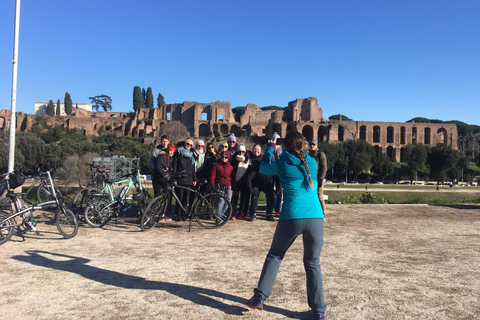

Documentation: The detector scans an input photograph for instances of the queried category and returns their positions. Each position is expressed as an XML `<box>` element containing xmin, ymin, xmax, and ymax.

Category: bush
<box><xmin>360</xmin><ymin>192</ymin><xmax>386</xmax><ymax>204</ymax></box>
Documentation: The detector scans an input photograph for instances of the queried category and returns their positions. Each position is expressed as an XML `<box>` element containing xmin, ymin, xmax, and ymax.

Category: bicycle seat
<box><xmin>6</xmin><ymin>191</ymin><xmax>27</xmax><ymax>198</ymax></box>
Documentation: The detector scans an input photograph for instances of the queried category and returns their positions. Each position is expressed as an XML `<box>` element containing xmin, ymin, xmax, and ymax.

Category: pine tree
<box><xmin>142</xmin><ymin>88</ymin><xmax>146</xmax><ymax>108</ymax></box>
<box><xmin>64</xmin><ymin>92</ymin><xmax>73</xmax><ymax>115</ymax></box>
<box><xmin>46</xmin><ymin>100</ymin><xmax>55</xmax><ymax>116</ymax></box>
<box><xmin>133</xmin><ymin>86</ymin><xmax>142</xmax><ymax>112</ymax></box>
<box><xmin>146</xmin><ymin>87</ymin><xmax>154</xmax><ymax>109</ymax></box>
<box><xmin>157</xmin><ymin>93</ymin><xmax>165</xmax><ymax>108</ymax></box>
<box><xmin>56</xmin><ymin>99</ymin><xmax>61</xmax><ymax>116</ymax></box>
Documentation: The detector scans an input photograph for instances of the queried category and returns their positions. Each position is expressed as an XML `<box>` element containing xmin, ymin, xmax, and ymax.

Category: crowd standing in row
<box><xmin>149</xmin><ymin>133</ymin><xmax>327</xmax><ymax>222</ymax></box>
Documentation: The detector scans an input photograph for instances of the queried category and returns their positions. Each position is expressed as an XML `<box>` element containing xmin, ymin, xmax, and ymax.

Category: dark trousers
<box><xmin>254</xmin><ymin>218</ymin><xmax>326</xmax><ymax>313</ymax></box>
<box><xmin>174</xmin><ymin>186</ymin><xmax>190</xmax><ymax>220</ymax></box>
<box><xmin>237</xmin><ymin>186</ymin><xmax>251</xmax><ymax>216</ymax></box>
<box><xmin>249</xmin><ymin>185</ymin><xmax>277</xmax><ymax>217</ymax></box>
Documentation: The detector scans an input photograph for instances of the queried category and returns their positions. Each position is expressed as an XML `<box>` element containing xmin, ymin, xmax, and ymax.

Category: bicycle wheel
<box><xmin>194</xmin><ymin>192</ymin><xmax>233</xmax><ymax>229</ymax></box>
<box><xmin>140</xmin><ymin>193</ymin><xmax>168</xmax><ymax>231</ymax></box>
<box><xmin>37</xmin><ymin>182</ymin><xmax>52</xmax><ymax>204</ymax></box>
<box><xmin>84</xmin><ymin>198</ymin><xmax>112</xmax><ymax>227</ymax></box>
<box><xmin>55</xmin><ymin>207</ymin><xmax>78</xmax><ymax>239</ymax></box>
<box><xmin>0</xmin><ymin>210</ymin><xmax>14</xmax><ymax>245</ymax></box>
<box><xmin>71</xmin><ymin>187</ymin><xmax>102</xmax><ymax>219</ymax></box>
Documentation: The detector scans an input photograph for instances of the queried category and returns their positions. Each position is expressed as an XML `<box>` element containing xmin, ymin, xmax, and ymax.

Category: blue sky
<box><xmin>1</xmin><ymin>0</ymin><xmax>479</xmax><ymax>125</ymax></box>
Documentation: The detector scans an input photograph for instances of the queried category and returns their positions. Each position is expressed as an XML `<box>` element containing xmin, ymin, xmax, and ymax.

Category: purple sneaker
<box><xmin>316</xmin><ymin>311</ymin><xmax>327</xmax><ymax>320</ymax></box>
<box><xmin>245</xmin><ymin>294</ymin><xmax>265</xmax><ymax>310</ymax></box>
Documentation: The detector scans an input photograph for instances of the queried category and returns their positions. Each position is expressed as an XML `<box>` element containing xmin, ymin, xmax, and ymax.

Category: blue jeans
<box><xmin>249</xmin><ymin>186</ymin><xmax>277</xmax><ymax>217</ymax></box>
<box><xmin>216</xmin><ymin>186</ymin><xmax>232</xmax><ymax>219</ymax></box>
<box><xmin>254</xmin><ymin>218</ymin><xmax>326</xmax><ymax>313</ymax></box>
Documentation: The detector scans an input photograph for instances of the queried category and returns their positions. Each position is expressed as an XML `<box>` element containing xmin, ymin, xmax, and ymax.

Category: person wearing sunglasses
<box><xmin>209</xmin><ymin>150</ymin><xmax>236</xmax><ymax>219</ymax></box>
<box><xmin>227</xmin><ymin>133</ymin><xmax>239</xmax><ymax>154</ymax></box>
<box><xmin>230</xmin><ymin>145</ymin><xmax>251</xmax><ymax>220</ymax></box>
<box><xmin>193</xmin><ymin>140</ymin><xmax>206</xmax><ymax>179</ymax></box>
<box><xmin>172</xmin><ymin>139</ymin><xmax>197</xmax><ymax>221</ymax></box>
<box><xmin>217</xmin><ymin>142</ymin><xmax>231</xmax><ymax>161</ymax></box>
<box><xmin>308</xmin><ymin>139</ymin><xmax>328</xmax><ymax>218</ymax></box>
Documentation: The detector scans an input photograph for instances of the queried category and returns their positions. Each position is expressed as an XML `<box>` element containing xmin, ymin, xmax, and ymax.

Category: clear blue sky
<box><xmin>1</xmin><ymin>0</ymin><xmax>479</xmax><ymax>125</ymax></box>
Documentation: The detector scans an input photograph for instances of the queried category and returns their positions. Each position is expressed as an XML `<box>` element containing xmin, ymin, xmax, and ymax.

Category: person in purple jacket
<box><xmin>245</xmin><ymin>131</ymin><xmax>327</xmax><ymax>320</ymax></box>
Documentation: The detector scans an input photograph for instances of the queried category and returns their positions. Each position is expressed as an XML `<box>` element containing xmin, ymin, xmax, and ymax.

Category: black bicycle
<box><xmin>0</xmin><ymin>168</ymin><xmax>78</xmax><ymax>245</ymax></box>
<box><xmin>140</xmin><ymin>173</ymin><xmax>233</xmax><ymax>231</ymax></box>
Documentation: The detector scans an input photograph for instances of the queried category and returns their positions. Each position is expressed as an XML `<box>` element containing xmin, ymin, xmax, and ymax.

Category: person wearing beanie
<box><xmin>230</xmin><ymin>145</ymin><xmax>251</xmax><ymax>220</ymax></box>
<box><xmin>227</xmin><ymin>133</ymin><xmax>239</xmax><ymax>155</ymax></box>
<box><xmin>173</xmin><ymin>139</ymin><xmax>196</xmax><ymax>221</ymax></box>
<box><xmin>193</xmin><ymin>140</ymin><xmax>206</xmax><ymax>178</ymax></box>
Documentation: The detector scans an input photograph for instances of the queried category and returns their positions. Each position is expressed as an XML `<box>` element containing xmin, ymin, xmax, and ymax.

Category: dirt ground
<box><xmin>1</xmin><ymin>204</ymin><xmax>479</xmax><ymax>320</ymax></box>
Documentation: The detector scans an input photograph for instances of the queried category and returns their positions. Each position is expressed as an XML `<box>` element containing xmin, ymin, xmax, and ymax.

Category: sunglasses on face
<box><xmin>222</xmin><ymin>156</ymin><xmax>229</xmax><ymax>159</ymax></box>
<box><xmin>186</xmin><ymin>143</ymin><xmax>193</xmax><ymax>147</ymax></box>
<box><xmin>208</xmin><ymin>146</ymin><xmax>215</xmax><ymax>149</ymax></box>
<box><xmin>239</xmin><ymin>151</ymin><xmax>245</xmax><ymax>153</ymax></box>
<box><xmin>197</xmin><ymin>145</ymin><xmax>204</xmax><ymax>148</ymax></box>
<box><xmin>229</xmin><ymin>141</ymin><xmax>235</xmax><ymax>143</ymax></box>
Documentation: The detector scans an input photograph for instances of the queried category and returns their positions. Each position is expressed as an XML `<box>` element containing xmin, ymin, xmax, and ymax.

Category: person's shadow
<box><xmin>13</xmin><ymin>250</ymin><xmax>308</xmax><ymax>319</ymax></box>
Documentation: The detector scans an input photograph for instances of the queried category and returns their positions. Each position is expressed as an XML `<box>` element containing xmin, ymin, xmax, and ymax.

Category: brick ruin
<box><xmin>0</xmin><ymin>96</ymin><xmax>457</xmax><ymax>162</ymax></box>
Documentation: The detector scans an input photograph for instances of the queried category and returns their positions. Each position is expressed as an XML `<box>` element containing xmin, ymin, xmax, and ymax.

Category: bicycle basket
<box><xmin>9</xmin><ymin>170</ymin><xmax>25</xmax><ymax>189</ymax></box>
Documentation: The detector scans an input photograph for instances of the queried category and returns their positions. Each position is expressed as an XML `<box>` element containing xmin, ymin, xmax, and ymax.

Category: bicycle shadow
<box><xmin>12</xmin><ymin>250</ymin><xmax>308</xmax><ymax>319</ymax></box>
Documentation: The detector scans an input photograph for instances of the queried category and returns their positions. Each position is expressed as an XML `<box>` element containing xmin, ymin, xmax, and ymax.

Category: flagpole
<box><xmin>8</xmin><ymin>0</ymin><xmax>21</xmax><ymax>173</ymax></box>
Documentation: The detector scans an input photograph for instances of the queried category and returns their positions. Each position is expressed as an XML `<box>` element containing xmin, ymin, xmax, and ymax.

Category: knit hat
<box><xmin>228</xmin><ymin>133</ymin><xmax>236</xmax><ymax>142</ymax></box>
<box><xmin>239</xmin><ymin>145</ymin><xmax>246</xmax><ymax>152</ymax></box>
<box><xmin>167</xmin><ymin>144</ymin><xmax>176</xmax><ymax>152</ymax></box>
<box><xmin>310</xmin><ymin>139</ymin><xmax>318</xmax><ymax>145</ymax></box>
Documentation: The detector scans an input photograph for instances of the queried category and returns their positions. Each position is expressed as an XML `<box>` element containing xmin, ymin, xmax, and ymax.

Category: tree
<box><xmin>142</xmin><ymin>88</ymin><xmax>146</xmax><ymax>108</ymax></box>
<box><xmin>56</xmin><ymin>99</ymin><xmax>61</xmax><ymax>116</ymax></box>
<box><xmin>145</xmin><ymin>87</ymin><xmax>154</xmax><ymax>109</ymax></box>
<box><xmin>157</xmin><ymin>121</ymin><xmax>189</xmax><ymax>145</ymax></box>
<box><xmin>157</xmin><ymin>93</ymin><xmax>165</xmax><ymax>108</ymax></box>
<box><xmin>402</xmin><ymin>144</ymin><xmax>427</xmax><ymax>183</ymax></box>
<box><xmin>64</xmin><ymin>92</ymin><xmax>73</xmax><ymax>115</ymax></box>
<box><xmin>46</xmin><ymin>100</ymin><xmax>55</xmax><ymax>116</ymax></box>
<box><xmin>329</xmin><ymin>114</ymin><xmax>352</xmax><ymax>121</ymax></box>
<box><xmin>343</xmin><ymin>139</ymin><xmax>375</xmax><ymax>181</ymax></box>
<box><xmin>372</xmin><ymin>153</ymin><xmax>394</xmax><ymax>182</ymax></box>
<box><xmin>427</xmin><ymin>146</ymin><xmax>456</xmax><ymax>184</ymax></box>
<box><xmin>133</xmin><ymin>86</ymin><xmax>143</xmax><ymax>112</ymax></box>
<box><xmin>89</xmin><ymin>94</ymin><xmax>112</xmax><ymax>112</ymax></box>
<box><xmin>261</xmin><ymin>106</ymin><xmax>284</xmax><ymax>111</ymax></box>
<box><xmin>232</xmin><ymin>106</ymin><xmax>246</xmax><ymax>122</ymax></box>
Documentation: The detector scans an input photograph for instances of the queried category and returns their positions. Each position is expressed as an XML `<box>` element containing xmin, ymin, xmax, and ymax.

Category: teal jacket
<box><xmin>260</xmin><ymin>146</ymin><xmax>324</xmax><ymax>220</ymax></box>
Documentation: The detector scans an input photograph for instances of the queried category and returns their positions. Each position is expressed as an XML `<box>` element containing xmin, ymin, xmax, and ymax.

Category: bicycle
<box><xmin>87</xmin><ymin>163</ymin><xmax>110</xmax><ymax>189</ymax></box>
<box><xmin>0</xmin><ymin>169</ymin><xmax>78</xmax><ymax>245</ymax></box>
<box><xmin>82</xmin><ymin>169</ymin><xmax>151</xmax><ymax>228</ymax></box>
<box><xmin>140</xmin><ymin>174</ymin><xmax>233</xmax><ymax>232</ymax></box>
<box><xmin>23</xmin><ymin>166</ymin><xmax>62</xmax><ymax>205</ymax></box>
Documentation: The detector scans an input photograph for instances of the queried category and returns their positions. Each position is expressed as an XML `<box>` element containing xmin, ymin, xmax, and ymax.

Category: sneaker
<box><xmin>239</xmin><ymin>214</ymin><xmax>245</xmax><ymax>220</ymax></box>
<box><xmin>245</xmin><ymin>294</ymin><xmax>265</xmax><ymax>310</ymax></box>
<box><xmin>275</xmin><ymin>210</ymin><xmax>280</xmax><ymax>217</ymax></box>
<box><xmin>160</xmin><ymin>215</ymin><xmax>171</xmax><ymax>221</ymax></box>
<box><xmin>249</xmin><ymin>215</ymin><xmax>256</xmax><ymax>222</ymax></box>
<box><xmin>315</xmin><ymin>311</ymin><xmax>327</xmax><ymax>320</ymax></box>
<box><xmin>231</xmin><ymin>215</ymin><xmax>236</xmax><ymax>220</ymax></box>
<box><xmin>266</xmin><ymin>215</ymin><xmax>276</xmax><ymax>221</ymax></box>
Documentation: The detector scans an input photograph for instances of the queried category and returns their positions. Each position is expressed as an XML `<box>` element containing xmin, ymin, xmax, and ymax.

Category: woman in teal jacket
<box><xmin>245</xmin><ymin>131</ymin><xmax>327</xmax><ymax>320</ymax></box>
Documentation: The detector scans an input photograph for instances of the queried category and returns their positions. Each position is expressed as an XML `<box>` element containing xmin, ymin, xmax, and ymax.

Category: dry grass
<box><xmin>1</xmin><ymin>204</ymin><xmax>479</xmax><ymax>319</ymax></box>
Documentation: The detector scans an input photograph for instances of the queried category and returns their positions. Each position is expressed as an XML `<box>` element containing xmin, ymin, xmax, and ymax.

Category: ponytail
<box><xmin>297</xmin><ymin>152</ymin><xmax>314</xmax><ymax>189</ymax></box>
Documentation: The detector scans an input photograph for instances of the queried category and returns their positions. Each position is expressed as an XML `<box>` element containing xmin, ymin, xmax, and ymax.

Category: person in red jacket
<box><xmin>209</xmin><ymin>151</ymin><xmax>236</xmax><ymax>219</ymax></box>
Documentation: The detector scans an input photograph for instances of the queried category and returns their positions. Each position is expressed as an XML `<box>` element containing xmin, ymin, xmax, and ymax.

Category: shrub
<box><xmin>360</xmin><ymin>192</ymin><xmax>386</xmax><ymax>204</ymax></box>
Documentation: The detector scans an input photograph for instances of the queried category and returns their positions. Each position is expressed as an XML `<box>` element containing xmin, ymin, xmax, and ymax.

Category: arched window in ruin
<box><xmin>359</xmin><ymin>125</ymin><xmax>367</xmax><ymax>140</ymax></box>
<box><xmin>400</xmin><ymin>147</ymin><xmax>406</xmax><ymax>162</ymax></box>
<box><xmin>273</xmin><ymin>124</ymin><xmax>282</xmax><ymax>138</ymax></box>
<box><xmin>230</xmin><ymin>125</ymin><xmax>240</xmax><ymax>136</ymax></box>
<box><xmin>212</xmin><ymin>123</ymin><xmax>219</xmax><ymax>137</ymax></box>
<box><xmin>401</xmin><ymin>127</ymin><xmax>406</xmax><ymax>144</ymax></box>
<box><xmin>302</xmin><ymin>125</ymin><xmax>314</xmax><ymax>141</ymax></box>
<box><xmin>318</xmin><ymin>126</ymin><xmax>329</xmax><ymax>142</ymax></box>
<box><xmin>220</xmin><ymin>124</ymin><xmax>228</xmax><ymax>134</ymax></box>
<box><xmin>412</xmin><ymin>127</ymin><xmax>417</xmax><ymax>144</ymax></box>
<box><xmin>437</xmin><ymin>128</ymin><xmax>447</xmax><ymax>146</ymax></box>
<box><xmin>373</xmin><ymin>126</ymin><xmax>381</xmax><ymax>143</ymax></box>
<box><xmin>387</xmin><ymin>146</ymin><xmax>395</xmax><ymax>160</ymax></box>
<box><xmin>387</xmin><ymin>126</ymin><xmax>394</xmax><ymax>143</ymax></box>
<box><xmin>424</xmin><ymin>127</ymin><xmax>431</xmax><ymax>144</ymax></box>
<box><xmin>198</xmin><ymin>123</ymin><xmax>209</xmax><ymax>137</ymax></box>
<box><xmin>338</xmin><ymin>126</ymin><xmax>345</xmax><ymax>142</ymax></box>
<box><xmin>374</xmin><ymin>145</ymin><xmax>381</xmax><ymax>157</ymax></box>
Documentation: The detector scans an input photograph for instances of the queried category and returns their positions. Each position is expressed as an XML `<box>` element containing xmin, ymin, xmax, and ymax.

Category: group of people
<box><xmin>150</xmin><ymin>131</ymin><xmax>328</xmax><ymax>319</ymax></box>
<box><xmin>150</xmin><ymin>133</ymin><xmax>327</xmax><ymax>222</ymax></box>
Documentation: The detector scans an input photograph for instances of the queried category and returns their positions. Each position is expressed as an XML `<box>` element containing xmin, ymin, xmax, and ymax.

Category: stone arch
<box><xmin>387</xmin><ymin>126</ymin><xmax>394</xmax><ymax>143</ymax></box>
<box><xmin>198</xmin><ymin>123</ymin><xmax>209</xmax><ymax>137</ymax></box>
<box><xmin>359</xmin><ymin>125</ymin><xmax>367</xmax><ymax>140</ymax></box>
<box><xmin>424</xmin><ymin>127</ymin><xmax>431</xmax><ymax>144</ymax></box>
<box><xmin>373</xmin><ymin>126</ymin><xmax>381</xmax><ymax>143</ymax></box>
<box><xmin>272</xmin><ymin>123</ymin><xmax>283</xmax><ymax>138</ymax></box>
<box><xmin>338</xmin><ymin>126</ymin><xmax>345</xmax><ymax>142</ymax></box>
<box><xmin>401</xmin><ymin>126</ymin><xmax>406</xmax><ymax>144</ymax></box>
<box><xmin>387</xmin><ymin>146</ymin><xmax>395</xmax><ymax>160</ymax></box>
<box><xmin>318</xmin><ymin>126</ymin><xmax>329</xmax><ymax>142</ymax></box>
<box><xmin>400</xmin><ymin>147</ymin><xmax>406</xmax><ymax>162</ymax></box>
<box><xmin>220</xmin><ymin>123</ymin><xmax>229</xmax><ymax>135</ymax></box>
<box><xmin>302</xmin><ymin>125</ymin><xmax>314</xmax><ymax>141</ymax></box>
<box><xmin>437</xmin><ymin>128</ymin><xmax>447</xmax><ymax>146</ymax></box>
<box><xmin>230</xmin><ymin>124</ymin><xmax>240</xmax><ymax>136</ymax></box>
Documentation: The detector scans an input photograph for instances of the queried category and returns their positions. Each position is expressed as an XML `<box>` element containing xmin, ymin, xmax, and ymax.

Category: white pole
<box><xmin>8</xmin><ymin>0</ymin><xmax>21</xmax><ymax>173</ymax></box>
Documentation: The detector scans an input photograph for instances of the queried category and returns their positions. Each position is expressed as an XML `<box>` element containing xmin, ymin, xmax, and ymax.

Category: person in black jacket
<box><xmin>173</xmin><ymin>139</ymin><xmax>197</xmax><ymax>221</ymax></box>
<box><xmin>230</xmin><ymin>145</ymin><xmax>251</xmax><ymax>220</ymax></box>
<box><xmin>246</xmin><ymin>144</ymin><xmax>277</xmax><ymax>221</ymax></box>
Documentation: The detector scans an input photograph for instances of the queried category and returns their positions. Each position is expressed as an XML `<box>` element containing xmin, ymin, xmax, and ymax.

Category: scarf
<box><xmin>193</xmin><ymin>149</ymin><xmax>205</xmax><ymax>172</ymax></box>
<box><xmin>177</xmin><ymin>147</ymin><xmax>196</xmax><ymax>165</ymax></box>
